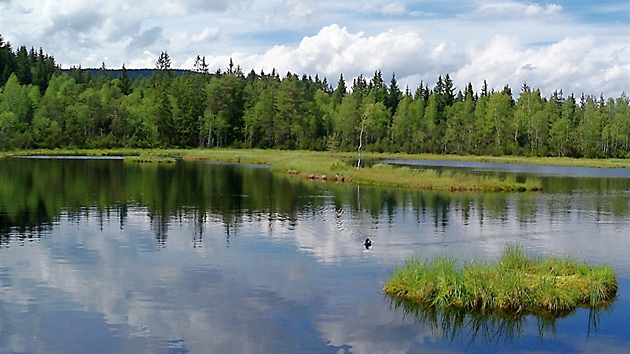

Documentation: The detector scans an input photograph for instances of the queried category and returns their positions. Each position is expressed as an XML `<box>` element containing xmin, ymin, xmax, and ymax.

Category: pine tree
<box><xmin>118</xmin><ymin>64</ymin><xmax>132</xmax><ymax>95</ymax></box>
<box><xmin>386</xmin><ymin>72</ymin><xmax>402</xmax><ymax>115</ymax></box>
<box><xmin>331</xmin><ymin>74</ymin><xmax>346</xmax><ymax>106</ymax></box>
<box><xmin>155</xmin><ymin>51</ymin><xmax>172</xmax><ymax>71</ymax></box>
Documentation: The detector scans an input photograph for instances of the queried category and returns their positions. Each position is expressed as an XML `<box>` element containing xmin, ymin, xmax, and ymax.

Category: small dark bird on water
<box><xmin>363</xmin><ymin>238</ymin><xmax>372</xmax><ymax>249</ymax></box>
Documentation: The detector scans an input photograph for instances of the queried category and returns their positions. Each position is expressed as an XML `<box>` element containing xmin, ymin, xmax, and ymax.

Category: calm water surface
<box><xmin>0</xmin><ymin>157</ymin><xmax>628</xmax><ymax>353</ymax></box>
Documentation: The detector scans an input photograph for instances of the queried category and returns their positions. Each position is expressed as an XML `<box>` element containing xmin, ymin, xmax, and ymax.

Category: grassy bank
<box><xmin>1</xmin><ymin>148</ymin><xmax>550</xmax><ymax>191</ymax></box>
<box><xmin>386</xmin><ymin>153</ymin><xmax>630</xmax><ymax>169</ymax></box>
<box><xmin>3</xmin><ymin>148</ymin><xmax>629</xmax><ymax>168</ymax></box>
<box><xmin>383</xmin><ymin>245</ymin><xmax>618</xmax><ymax>315</ymax></box>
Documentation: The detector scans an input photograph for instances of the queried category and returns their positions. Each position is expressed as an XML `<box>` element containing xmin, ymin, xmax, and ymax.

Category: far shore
<box><xmin>4</xmin><ymin>148</ymin><xmax>630</xmax><ymax>191</ymax></box>
<box><xmin>4</xmin><ymin>148</ymin><xmax>630</xmax><ymax>168</ymax></box>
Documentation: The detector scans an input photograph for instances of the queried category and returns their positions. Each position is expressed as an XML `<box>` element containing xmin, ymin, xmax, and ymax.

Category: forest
<box><xmin>1</xmin><ymin>35</ymin><xmax>629</xmax><ymax>158</ymax></box>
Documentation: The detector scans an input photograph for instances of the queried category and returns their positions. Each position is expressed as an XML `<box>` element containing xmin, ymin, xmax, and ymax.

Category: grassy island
<box><xmin>176</xmin><ymin>149</ymin><xmax>543</xmax><ymax>192</ymax></box>
<box><xmin>384</xmin><ymin>245</ymin><xmax>618</xmax><ymax>315</ymax></box>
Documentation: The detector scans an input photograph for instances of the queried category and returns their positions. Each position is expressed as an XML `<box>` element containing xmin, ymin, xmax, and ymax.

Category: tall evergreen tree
<box><xmin>386</xmin><ymin>73</ymin><xmax>402</xmax><ymax>116</ymax></box>
<box><xmin>118</xmin><ymin>64</ymin><xmax>132</xmax><ymax>95</ymax></box>
<box><xmin>331</xmin><ymin>74</ymin><xmax>346</xmax><ymax>106</ymax></box>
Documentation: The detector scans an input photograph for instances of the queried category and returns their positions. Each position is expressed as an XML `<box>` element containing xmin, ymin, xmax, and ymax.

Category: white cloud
<box><xmin>0</xmin><ymin>0</ymin><xmax>627</xmax><ymax>96</ymax></box>
<box><xmin>381</xmin><ymin>2</ymin><xmax>407</xmax><ymax>16</ymax></box>
<box><xmin>360</xmin><ymin>1</ymin><xmax>407</xmax><ymax>16</ymax></box>
<box><xmin>285</xmin><ymin>0</ymin><xmax>317</xmax><ymax>27</ymax></box>
<box><xmin>454</xmin><ymin>34</ymin><xmax>630</xmax><ymax>97</ymax></box>
<box><xmin>204</xmin><ymin>24</ymin><xmax>444</xmax><ymax>81</ymax></box>
<box><xmin>196</xmin><ymin>22</ymin><xmax>629</xmax><ymax>97</ymax></box>
<box><xmin>525</xmin><ymin>3</ymin><xmax>563</xmax><ymax>16</ymax></box>
<box><xmin>473</xmin><ymin>1</ymin><xmax>564</xmax><ymax>20</ymax></box>
<box><xmin>192</xmin><ymin>27</ymin><xmax>221</xmax><ymax>42</ymax></box>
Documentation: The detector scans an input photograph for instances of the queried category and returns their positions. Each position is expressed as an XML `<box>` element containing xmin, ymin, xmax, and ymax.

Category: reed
<box><xmin>384</xmin><ymin>245</ymin><xmax>618</xmax><ymax>315</ymax></box>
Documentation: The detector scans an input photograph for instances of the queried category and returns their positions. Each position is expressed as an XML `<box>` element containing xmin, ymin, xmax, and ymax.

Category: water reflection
<box><xmin>0</xmin><ymin>157</ymin><xmax>628</xmax><ymax>353</ymax></box>
<box><xmin>387</xmin><ymin>296</ymin><xmax>615</xmax><ymax>346</ymax></box>
<box><xmin>1</xmin><ymin>158</ymin><xmax>628</xmax><ymax>248</ymax></box>
<box><xmin>382</xmin><ymin>158</ymin><xmax>630</xmax><ymax>178</ymax></box>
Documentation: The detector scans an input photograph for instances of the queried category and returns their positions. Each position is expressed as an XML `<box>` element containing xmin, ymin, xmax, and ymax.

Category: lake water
<box><xmin>0</xmin><ymin>157</ymin><xmax>628</xmax><ymax>353</ymax></box>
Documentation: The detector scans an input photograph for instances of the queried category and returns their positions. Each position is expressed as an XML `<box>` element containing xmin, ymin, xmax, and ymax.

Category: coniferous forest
<box><xmin>1</xmin><ymin>36</ymin><xmax>629</xmax><ymax>158</ymax></box>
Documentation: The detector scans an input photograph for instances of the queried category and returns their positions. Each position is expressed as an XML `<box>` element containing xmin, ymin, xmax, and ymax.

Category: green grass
<box><xmin>383</xmin><ymin>245</ymin><xmax>618</xmax><ymax>315</ymax></box>
<box><xmin>124</xmin><ymin>155</ymin><xmax>178</xmax><ymax>164</ymax></box>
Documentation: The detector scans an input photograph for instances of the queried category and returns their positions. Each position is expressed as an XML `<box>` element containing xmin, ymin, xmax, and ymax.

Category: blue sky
<box><xmin>0</xmin><ymin>0</ymin><xmax>628</xmax><ymax>97</ymax></box>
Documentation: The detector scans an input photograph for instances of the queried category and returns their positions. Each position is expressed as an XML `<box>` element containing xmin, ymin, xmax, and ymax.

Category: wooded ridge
<box><xmin>1</xmin><ymin>36</ymin><xmax>628</xmax><ymax>158</ymax></box>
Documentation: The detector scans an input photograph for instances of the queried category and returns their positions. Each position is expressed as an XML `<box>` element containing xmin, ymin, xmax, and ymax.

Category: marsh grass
<box><xmin>124</xmin><ymin>155</ymin><xmax>178</xmax><ymax>164</ymax></box>
<box><xmin>129</xmin><ymin>149</ymin><xmax>543</xmax><ymax>191</ymax></box>
<box><xmin>384</xmin><ymin>245</ymin><xmax>618</xmax><ymax>315</ymax></box>
<box><xmin>344</xmin><ymin>162</ymin><xmax>541</xmax><ymax>191</ymax></box>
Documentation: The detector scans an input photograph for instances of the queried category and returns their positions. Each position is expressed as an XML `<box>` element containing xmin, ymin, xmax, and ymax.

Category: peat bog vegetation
<box><xmin>4</xmin><ymin>148</ymin><xmax>546</xmax><ymax>191</ymax></box>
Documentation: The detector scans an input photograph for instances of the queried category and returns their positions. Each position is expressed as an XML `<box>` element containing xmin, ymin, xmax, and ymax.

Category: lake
<box><xmin>0</xmin><ymin>157</ymin><xmax>628</xmax><ymax>353</ymax></box>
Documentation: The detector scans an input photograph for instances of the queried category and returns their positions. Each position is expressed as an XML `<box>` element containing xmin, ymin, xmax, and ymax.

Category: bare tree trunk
<box><xmin>357</xmin><ymin>123</ymin><xmax>364</xmax><ymax>170</ymax></box>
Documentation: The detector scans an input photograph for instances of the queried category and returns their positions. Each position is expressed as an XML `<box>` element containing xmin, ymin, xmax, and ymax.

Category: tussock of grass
<box><xmin>383</xmin><ymin>245</ymin><xmax>618</xmax><ymax>315</ymax></box>
<box><xmin>124</xmin><ymin>155</ymin><xmax>177</xmax><ymax>164</ymax></box>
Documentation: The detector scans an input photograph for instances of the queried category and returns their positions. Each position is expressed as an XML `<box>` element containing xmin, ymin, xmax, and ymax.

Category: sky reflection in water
<box><xmin>0</xmin><ymin>158</ymin><xmax>628</xmax><ymax>353</ymax></box>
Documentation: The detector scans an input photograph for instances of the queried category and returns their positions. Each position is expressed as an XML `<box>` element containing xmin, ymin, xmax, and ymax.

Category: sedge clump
<box><xmin>383</xmin><ymin>245</ymin><xmax>617</xmax><ymax>315</ymax></box>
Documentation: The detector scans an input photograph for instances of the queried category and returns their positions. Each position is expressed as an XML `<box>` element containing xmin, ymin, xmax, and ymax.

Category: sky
<box><xmin>0</xmin><ymin>0</ymin><xmax>628</xmax><ymax>97</ymax></box>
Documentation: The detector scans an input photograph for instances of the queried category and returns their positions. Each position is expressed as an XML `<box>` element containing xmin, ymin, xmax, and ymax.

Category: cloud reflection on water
<box><xmin>0</xmin><ymin>159</ymin><xmax>629</xmax><ymax>353</ymax></box>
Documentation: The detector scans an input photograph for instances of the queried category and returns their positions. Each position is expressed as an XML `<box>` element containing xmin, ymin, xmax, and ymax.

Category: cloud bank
<box><xmin>0</xmin><ymin>0</ymin><xmax>628</xmax><ymax>97</ymax></box>
<box><xmin>202</xmin><ymin>24</ymin><xmax>628</xmax><ymax>97</ymax></box>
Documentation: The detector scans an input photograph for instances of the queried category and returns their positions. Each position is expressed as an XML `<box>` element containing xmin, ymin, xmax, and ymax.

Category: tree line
<box><xmin>1</xmin><ymin>39</ymin><xmax>629</xmax><ymax>158</ymax></box>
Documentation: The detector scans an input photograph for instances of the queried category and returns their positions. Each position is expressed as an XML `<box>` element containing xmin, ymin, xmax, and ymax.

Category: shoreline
<box><xmin>5</xmin><ymin>148</ymin><xmax>628</xmax><ymax>191</ymax></box>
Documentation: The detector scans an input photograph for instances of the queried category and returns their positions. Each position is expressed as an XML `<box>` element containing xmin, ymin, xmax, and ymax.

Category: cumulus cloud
<box><xmin>204</xmin><ymin>24</ymin><xmax>459</xmax><ymax>83</ymax></box>
<box><xmin>454</xmin><ymin>34</ymin><xmax>629</xmax><ymax>96</ymax></box>
<box><xmin>0</xmin><ymin>0</ymin><xmax>627</xmax><ymax>96</ymax></box>
<box><xmin>197</xmin><ymin>22</ymin><xmax>628</xmax><ymax>97</ymax></box>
